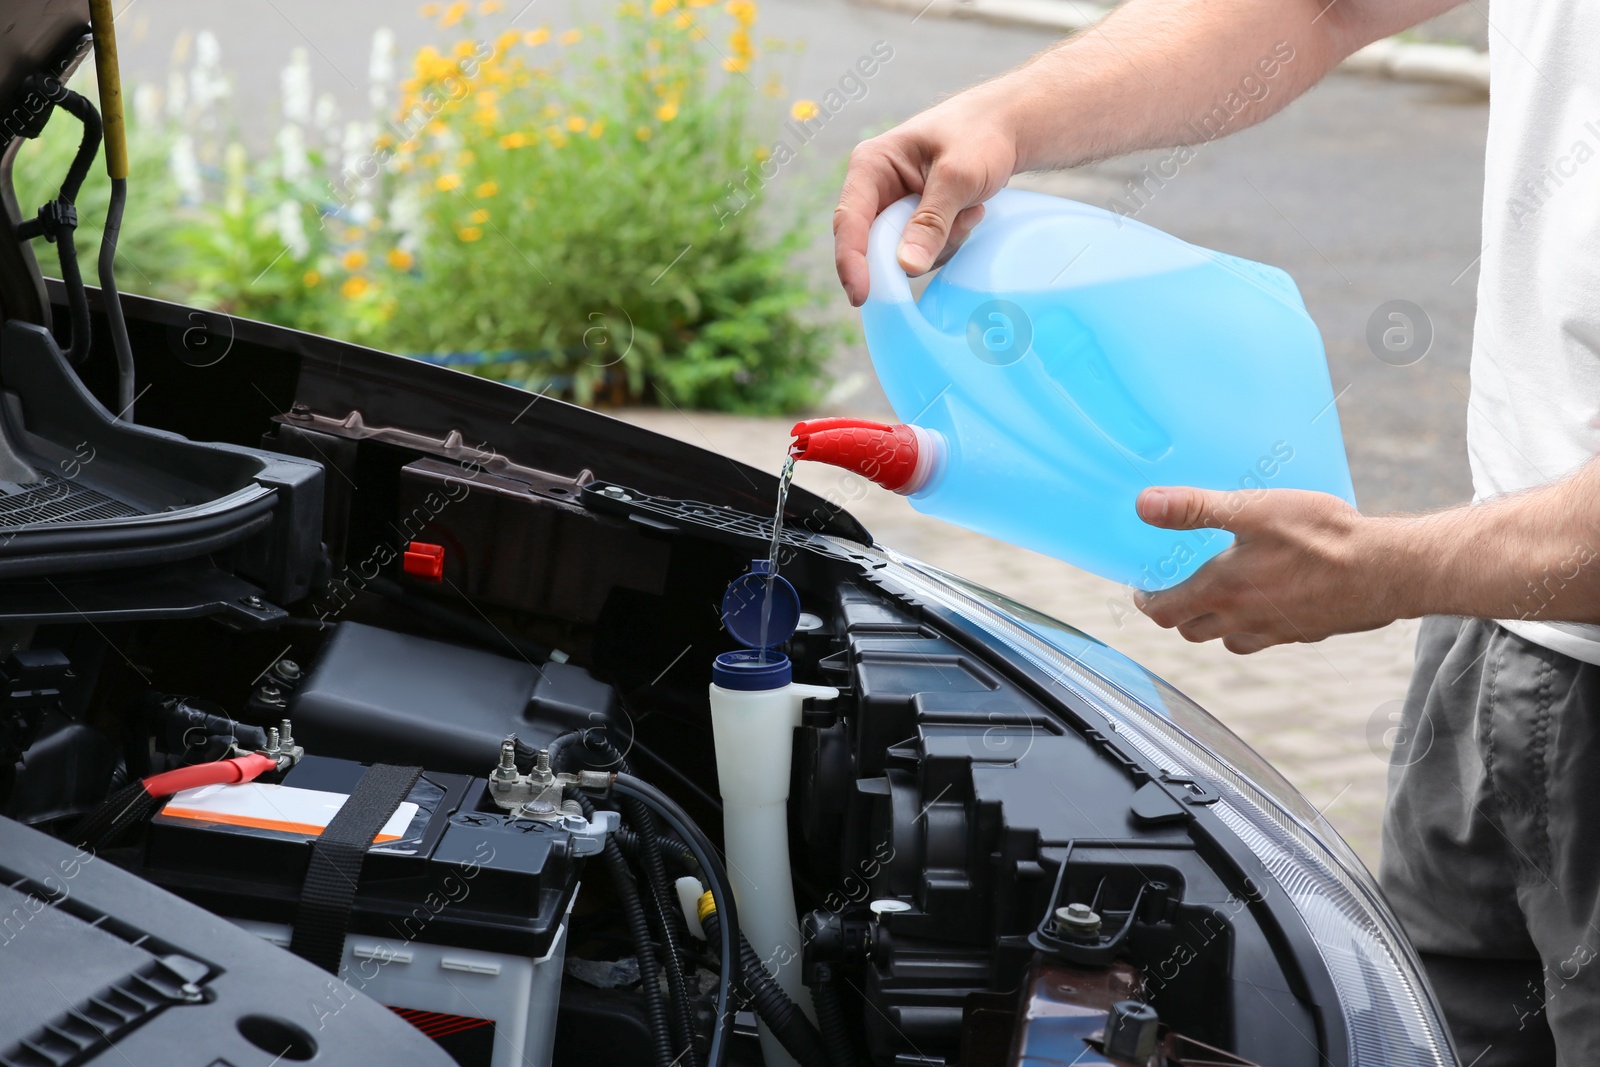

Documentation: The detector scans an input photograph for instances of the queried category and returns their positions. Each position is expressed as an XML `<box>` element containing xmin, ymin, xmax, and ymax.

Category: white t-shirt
<box><xmin>1471</xmin><ymin>0</ymin><xmax>1600</xmax><ymax>664</ymax></box>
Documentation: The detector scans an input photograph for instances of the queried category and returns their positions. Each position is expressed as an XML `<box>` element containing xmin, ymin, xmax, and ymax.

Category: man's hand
<box><xmin>834</xmin><ymin>88</ymin><xmax>1020</xmax><ymax>307</ymax></box>
<box><xmin>1132</xmin><ymin>486</ymin><xmax>1403</xmax><ymax>653</ymax></box>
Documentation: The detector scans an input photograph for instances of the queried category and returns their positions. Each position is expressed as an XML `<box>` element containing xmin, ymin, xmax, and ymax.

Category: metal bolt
<box><xmin>279</xmin><ymin>719</ymin><xmax>294</xmax><ymax>748</ymax></box>
<box><xmin>495</xmin><ymin>738</ymin><xmax>519</xmax><ymax>781</ymax></box>
<box><xmin>521</xmin><ymin>799</ymin><xmax>558</xmax><ymax>818</ymax></box>
<box><xmin>244</xmin><ymin>595</ymin><xmax>264</xmax><ymax>609</ymax></box>
<box><xmin>257</xmin><ymin>681</ymin><xmax>286</xmax><ymax>708</ymax></box>
<box><xmin>1055</xmin><ymin>902</ymin><xmax>1102</xmax><ymax>940</ymax></box>
<box><xmin>266</xmin><ymin>727</ymin><xmax>281</xmax><ymax>757</ymax></box>
<box><xmin>288</xmin><ymin>403</ymin><xmax>312</xmax><ymax>420</ymax></box>
<box><xmin>602</xmin><ymin>485</ymin><xmax>626</xmax><ymax>498</ymax></box>
<box><xmin>272</xmin><ymin>659</ymin><xmax>302</xmax><ymax>683</ymax></box>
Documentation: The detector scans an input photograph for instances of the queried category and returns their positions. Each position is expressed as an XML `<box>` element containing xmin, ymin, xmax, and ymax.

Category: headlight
<box><xmin>860</xmin><ymin>544</ymin><xmax>1456</xmax><ymax>1067</ymax></box>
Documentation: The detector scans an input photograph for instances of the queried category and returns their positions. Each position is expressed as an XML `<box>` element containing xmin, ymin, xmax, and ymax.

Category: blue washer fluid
<box><xmin>799</xmin><ymin>189</ymin><xmax>1355</xmax><ymax>592</ymax></box>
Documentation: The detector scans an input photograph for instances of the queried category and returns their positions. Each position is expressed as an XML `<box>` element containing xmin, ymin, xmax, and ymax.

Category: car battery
<box><xmin>138</xmin><ymin>754</ymin><xmax>585</xmax><ymax>1067</ymax></box>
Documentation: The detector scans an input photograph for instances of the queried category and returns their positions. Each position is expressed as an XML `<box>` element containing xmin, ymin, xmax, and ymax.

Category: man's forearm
<box><xmin>1373</xmin><ymin>460</ymin><xmax>1600</xmax><ymax>624</ymax></box>
<box><xmin>981</xmin><ymin>0</ymin><xmax>1454</xmax><ymax>173</ymax></box>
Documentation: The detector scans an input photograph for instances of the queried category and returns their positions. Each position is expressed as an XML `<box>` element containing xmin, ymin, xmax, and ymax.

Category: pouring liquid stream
<box><xmin>757</xmin><ymin>454</ymin><xmax>797</xmax><ymax>663</ymax></box>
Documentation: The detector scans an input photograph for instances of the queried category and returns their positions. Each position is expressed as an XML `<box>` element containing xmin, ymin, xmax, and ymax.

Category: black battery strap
<box><xmin>289</xmin><ymin>762</ymin><xmax>423</xmax><ymax>973</ymax></box>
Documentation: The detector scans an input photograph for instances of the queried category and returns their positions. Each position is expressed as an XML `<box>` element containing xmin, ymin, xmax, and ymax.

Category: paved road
<box><xmin>108</xmin><ymin>0</ymin><xmax>1494</xmax><ymax>867</ymax></box>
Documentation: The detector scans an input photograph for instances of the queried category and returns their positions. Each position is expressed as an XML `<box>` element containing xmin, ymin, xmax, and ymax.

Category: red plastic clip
<box><xmin>403</xmin><ymin>541</ymin><xmax>445</xmax><ymax>582</ymax></box>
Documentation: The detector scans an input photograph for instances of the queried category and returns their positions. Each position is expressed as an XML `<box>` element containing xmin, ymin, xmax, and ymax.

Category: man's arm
<box><xmin>834</xmin><ymin>0</ymin><xmax>1457</xmax><ymax>305</ymax></box>
<box><xmin>1132</xmin><ymin>463</ymin><xmax>1600</xmax><ymax>654</ymax></box>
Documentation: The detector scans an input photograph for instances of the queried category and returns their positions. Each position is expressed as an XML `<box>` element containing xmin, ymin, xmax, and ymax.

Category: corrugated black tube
<box><xmin>700</xmin><ymin>907</ymin><xmax>831</xmax><ymax>1067</ymax></box>
<box><xmin>810</xmin><ymin>963</ymin><xmax>858</xmax><ymax>1067</ymax></box>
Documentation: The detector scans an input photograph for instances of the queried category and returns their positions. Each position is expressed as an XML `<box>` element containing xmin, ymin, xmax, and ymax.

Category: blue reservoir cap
<box><xmin>720</xmin><ymin>560</ymin><xmax>801</xmax><ymax>650</ymax></box>
<box><xmin>713</xmin><ymin>649</ymin><xmax>792</xmax><ymax>691</ymax></box>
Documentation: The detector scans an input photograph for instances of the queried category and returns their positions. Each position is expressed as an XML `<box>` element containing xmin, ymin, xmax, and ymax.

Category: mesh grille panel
<box><xmin>0</xmin><ymin>479</ymin><xmax>145</xmax><ymax>528</ymax></box>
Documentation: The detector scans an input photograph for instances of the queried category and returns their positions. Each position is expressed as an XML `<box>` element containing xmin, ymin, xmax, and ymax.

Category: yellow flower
<box><xmin>565</xmin><ymin>114</ymin><xmax>588</xmax><ymax>133</ymax></box>
<box><xmin>688</xmin><ymin>0</ymin><xmax>716</xmax><ymax>7</ymax></box>
<box><xmin>419</xmin><ymin>2</ymin><xmax>441</xmax><ymax>16</ymax></box>
<box><xmin>344</xmin><ymin>226</ymin><xmax>364</xmax><ymax>242</ymax></box>
<box><xmin>475</xmin><ymin>179</ymin><xmax>499</xmax><ymax>197</ymax></box>
<box><xmin>656</xmin><ymin>99</ymin><xmax>679</xmax><ymax>122</ymax></box>
<box><xmin>559</xmin><ymin>28</ymin><xmax>583</xmax><ymax>45</ymax></box>
<box><xmin>650</xmin><ymin>0</ymin><xmax>677</xmax><ymax>13</ymax></box>
<box><xmin>524</xmin><ymin>27</ymin><xmax>550</xmax><ymax>46</ymax></box>
<box><xmin>674</xmin><ymin>11</ymin><xmax>693</xmax><ymax>28</ymax></box>
<box><xmin>546</xmin><ymin>127</ymin><xmax>570</xmax><ymax>148</ymax></box>
<box><xmin>762</xmin><ymin>72</ymin><xmax>784</xmax><ymax>97</ymax></box>
<box><xmin>541</xmin><ymin>102</ymin><xmax>563</xmax><ymax>119</ymax></box>
<box><xmin>790</xmin><ymin>99</ymin><xmax>818</xmax><ymax>121</ymax></box>
<box><xmin>341</xmin><ymin>249</ymin><xmax>368</xmax><ymax>271</ymax></box>
<box><xmin>468</xmin><ymin>208</ymin><xmax>490</xmax><ymax>224</ymax></box>
<box><xmin>458</xmin><ymin>226</ymin><xmax>484</xmax><ymax>242</ymax></box>
<box><xmin>436</xmin><ymin>173</ymin><xmax>463</xmax><ymax>191</ymax></box>
<box><xmin>495</xmin><ymin>29</ymin><xmax>520</xmax><ymax>53</ymax></box>
<box><xmin>754</xmin><ymin>145</ymin><xmax>769</xmax><ymax>161</ymax></box>
<box><xmin>303</xmin><ymin>269</ymin><xmax>321</xmax><ymax>287</ymax></box>
<box><xmin>479</xmin><ymin>0</ymin><xmax>504</xmax><ymax>11</ymax></box>
<box><xmin>387</xmin><ymin>247</ymin><xmax>415</xmax><ymax>270</ymax></box>
<box><xmin>726</xmin><ymin>0</ymin><xmax>756</xmax><ymax>25</ymax></box>
<box><xmin>619</xmin><ymin>1</ymin><xmax>643</xmax><ymax>15</ymax></box>
<box><xmin>634</xmin><ymin>125</ymin><xmax>652</xmax><ymax>141</ymax></box>
<box><xmin>439</xmin><ymin>0</ymin><xmax>467</xmax><ymax>27</ymax></box>
<box><xmin>589</xmin><ymin>118</ymin><xmax>606</xmax><ymax>138</ymax></box>
<box><xmin>499</xmin><ymin>131</ymin><xmax>531</xmax><ymax>148</ymax></box>
<box><xmin>341</xmin><ymin>276</ymin><xmax>370</xmax><ymax>298</ymax></box>
<box><xmin>722</xmin><ymin>55</ymin><xmax>749</xmax><ymax>72</ymax></box>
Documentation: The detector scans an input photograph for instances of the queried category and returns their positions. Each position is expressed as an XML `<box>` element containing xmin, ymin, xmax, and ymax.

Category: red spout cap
<box><xmin>789</xmin><ymin>418</ymin><xmax>941</xmax><ymax>495</ymax></box>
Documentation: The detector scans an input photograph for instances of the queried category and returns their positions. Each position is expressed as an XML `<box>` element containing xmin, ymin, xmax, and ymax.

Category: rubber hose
<box><xmin>625</xmin><ymin>796</ymin><xmax>701</xmax><ymax>1067</ymax></box>
<box><xmin>38</xmin><ymin>84</ymin><xmax>102</xmax><ymax>366</ymax></box>
<box><xmin>53</xmin><ymin>220</ymin><xmax>92</xmax><ymax>367</ymax></box>
<box><xmin>578</xmin><ymin>793</ymin><xmax>674</xmax><ymax>1067</ymax></box>
<box><xmin>700</xmin><ymin>908</ymin><xmax>831</xmax><ymax>1067</ymax></box>
<box><xmin>810</xmin><ymin>964</ymin><xmax>858</xmax><ymax>1067</ymax></box>
<box><xmin>99</xmin><ymin>177</ymin><xmax>135</xmax><ymax>418</ymax></box>
<box><xmin>613</xmin><ymin>827</ymin><xmax>695</xmax><ymax>873</ymax></box>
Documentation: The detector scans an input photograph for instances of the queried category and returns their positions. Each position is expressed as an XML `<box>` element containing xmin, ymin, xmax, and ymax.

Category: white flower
<box><xmin>281</xmin><ymin>47</ymin><xmax>313</xmax><ymax>127</ymax></box>
<box><xmin>389</xmin><ymin>188</ymin><xmax>424</xmax><ymax>247</ymax></box>
<box><xmin>276</xmin><ymin>200</ymin><xmax>309</xmax><ymax>259</ymax></box>
<box><xmin>165</xmin><ymin>70</ymin><xmax>187</xmax><ymax>120</ymax></box>
<box><xmin>368</xmin><ymin>28</ymin><xmax>395</xmax><ymax>113</ymax></box>
<box><xmin>190</xmin><ymin>30</ymin><xmax>229</xmax><ymax>118</ymax></box>
<box><xmin>314</xmin><ymin>92</ymin><xmax>340</xmax><ymax>151</ymax></box>
<box><xmin>169</xmin><ymin>135</ymin><xmax>202</xmax><ymax>202</ymax></box>
<box><xmin>277</xmin><ymin>123</ymin><xmax>308</xmax><ymax>183</ymax></box>
<box><xmin>341</xmin><ymin>121</ymin><xmax>374</xmax><ymax>215</ymax></box>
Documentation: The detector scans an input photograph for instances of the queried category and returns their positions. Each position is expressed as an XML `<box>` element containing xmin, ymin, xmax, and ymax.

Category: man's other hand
<box><xmin>1132</xmin><ymin>486</ymin><xmax>1400</xmax><ymax>653</ymax></box>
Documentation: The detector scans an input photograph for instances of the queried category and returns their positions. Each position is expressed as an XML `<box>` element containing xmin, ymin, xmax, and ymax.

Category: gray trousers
<box><xmin>1381</xmin><ymin>616</ymin><xmax>1600</xmax><ymax>1066</ymax></box>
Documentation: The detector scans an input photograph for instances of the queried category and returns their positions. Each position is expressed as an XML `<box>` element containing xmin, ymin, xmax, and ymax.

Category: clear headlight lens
<box><xmin>865</xmin><ymin>547</ymin><xmax>1455</xmax><ymax>1067</ymax></box>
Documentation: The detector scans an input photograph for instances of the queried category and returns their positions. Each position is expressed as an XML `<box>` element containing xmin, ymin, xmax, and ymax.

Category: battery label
<box><xmin>158</xmin><ymin>782</ymin><xmax>418</xmax><ymax>843</ymax></box>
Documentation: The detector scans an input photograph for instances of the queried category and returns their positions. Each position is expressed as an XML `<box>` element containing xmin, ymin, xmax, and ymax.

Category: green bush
<box><xmin>7</xmin><ymin>4</ymin><xmax>840</xmax><ymax>414</ymax></box>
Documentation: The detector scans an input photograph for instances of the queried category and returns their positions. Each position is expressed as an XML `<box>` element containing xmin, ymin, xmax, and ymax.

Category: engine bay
<box><xmin>0</xmin><ymin>382</ymin><xmax>1334</xmax><ymax>1067</ymax></box>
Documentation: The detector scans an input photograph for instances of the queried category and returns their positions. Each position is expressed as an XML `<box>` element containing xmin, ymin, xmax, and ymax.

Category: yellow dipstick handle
<box><xmin>88</xmin><ymin>0</ymin><xmax>128</xmax><ymax>179</ymax></box>
<box><xmin>697</xmin><ymin>889</ymin><xmax>717</xmax><ymax>924</ymax></box>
